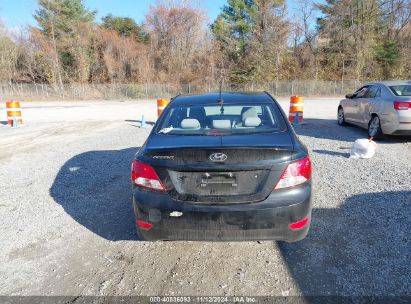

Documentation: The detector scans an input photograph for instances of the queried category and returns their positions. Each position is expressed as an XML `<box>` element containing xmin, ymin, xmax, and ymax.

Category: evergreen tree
<box><xmin>33</xmin><ymin>0</ymin><xmax>97</xmax><ymax>85</ymax></box>
<box><xmin>211</xmin><ymin>0</ymin><xmax>256</xmax><ymax>83</ymax></box>
<box><xmin>102</xmin><ymin>14</ymin><xmax>148</xmax><ymax>43</ymax></box>
<box><xmin>34</xmin><ymin>0</ymin><xmax>96</xmax><ymax>37</ymax></box>
<box><xmin>316</xmin><ymin>0</ymin><xmax>382</xmax><ymax>80</ymax></box>
<box><xmin>375</xmin><ymin>40</ymin><xmax>401</xmax><ymax>78</ymax></box>
<box><xmin>211</xmin><ymin>0</ymin><xmax>287</xmax><ymax>83</ymax></box>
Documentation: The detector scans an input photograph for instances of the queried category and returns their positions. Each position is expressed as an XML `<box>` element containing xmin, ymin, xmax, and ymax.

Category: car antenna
<box><xmin>218</xmin><ymin>79</ymin><xmax>224</xmax><ymax>114</ymax></box>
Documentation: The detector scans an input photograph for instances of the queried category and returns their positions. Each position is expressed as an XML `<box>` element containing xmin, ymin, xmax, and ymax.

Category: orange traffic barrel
<box><xmin>157</xmin><ymin>98</ymin><xmax>170</xmax><ymax>117</ymax></box>
<box><xmin>6</xmin><ymin>100</ymin><xmax>23</xmax><ymax>125</ymax></box>
<box><xmin>289</xmin><ymin>96</ymin><xmax>304</xmax><ymax>124</ymax></box>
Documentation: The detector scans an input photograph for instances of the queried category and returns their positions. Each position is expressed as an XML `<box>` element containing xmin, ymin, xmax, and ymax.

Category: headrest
<box><xmin>242</xmin><ymin>107</ymin><xmax>258</xmax><ymax>122</ymax></box>
<box><xmin>181</xmin><ymin>118</ymin><xmax>200</xmax><ymax>129</ymax></box>
<box><xmin>212</xmin><ymin>120</ymin><xmax>231</xmax><ymax>129</ymax></box>
<box><xmin>243</xmin><ymin>117</ymin><xmax>261</xmax><ymax>127</ymax></box>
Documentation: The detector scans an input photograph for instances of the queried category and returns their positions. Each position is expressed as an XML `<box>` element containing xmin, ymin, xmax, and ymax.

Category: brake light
<box><xmin>394</xmin><ymin>101</ymin><xmax>411</xmax><ymax>110</ymax></box>
<box><xmin>289</xmin><ymin>216</ymin><xmax>310</xmax><ymax>230</ymax></box>
<box><xmin>131</xmin><ymin>160</ymin><xmax>166</xmax><ymax>191</ymax></box>
<box><xmin>274</xmin><ymin>156</ymin><xmax>312</xmax><ymax>190</ymax></box>
<box><xmin>207</xmin><ymin>131</ymin><xmax>226</xmax><ymax>135</ymax></box>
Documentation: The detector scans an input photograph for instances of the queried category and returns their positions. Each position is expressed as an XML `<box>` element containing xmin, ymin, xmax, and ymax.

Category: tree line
<box><xmin>0</xmin><ymin>0</ymin><xmax>410</xmax><ymax>88</ymax></box>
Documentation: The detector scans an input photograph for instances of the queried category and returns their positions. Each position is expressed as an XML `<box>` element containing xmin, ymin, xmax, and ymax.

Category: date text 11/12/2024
<box><xmin>149</xmin><ymin>296</ymin><xmax>257</xmax><ymax>303</ymax></box>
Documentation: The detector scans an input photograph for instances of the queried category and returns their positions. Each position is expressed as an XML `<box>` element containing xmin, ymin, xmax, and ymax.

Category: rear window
<box><xmin>389</xmin><ymin>85</ymin><xmax>411</xmax><ymax>96</ymax></box>
<box><xmin>157</xmin><ymin>103</ymin><xmax>286</xmax><ymax>135</ymax></box>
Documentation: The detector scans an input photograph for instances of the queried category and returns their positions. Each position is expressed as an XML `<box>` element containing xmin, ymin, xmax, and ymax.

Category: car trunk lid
<box><xmin>142</xmin><ymin>132</ymin><xmax>296</xmax><ymax>203</ymax></box>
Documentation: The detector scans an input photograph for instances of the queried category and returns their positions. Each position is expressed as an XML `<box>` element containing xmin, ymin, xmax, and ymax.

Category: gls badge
<box><xmin>209</xmin><ymin>153</ymin><xmax>227</xmax><ymax>162</ymax></box>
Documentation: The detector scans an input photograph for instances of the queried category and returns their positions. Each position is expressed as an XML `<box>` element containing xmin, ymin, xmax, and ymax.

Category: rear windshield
<box><xmin>389</xmin><ymin>85</ymin><xmax>411</xmax><ymax>96</ymax></box>
<box><xmin>157</xmin><ymin>103</ymin><xmax>286</xmax><ymax>135</ymax></box>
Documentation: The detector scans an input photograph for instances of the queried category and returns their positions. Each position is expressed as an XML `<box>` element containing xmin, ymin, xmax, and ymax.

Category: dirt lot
<box><xmin>0</xmin><ymin>98</ymin><xmax>410</xmax><ymax>298</ymax></box>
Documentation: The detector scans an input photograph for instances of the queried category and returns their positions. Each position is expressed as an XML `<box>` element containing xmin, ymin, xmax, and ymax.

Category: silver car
<box><xmin>337</xmin><ymin>80</ymin><xmax>411</xmax><ymax>139</ymax></box>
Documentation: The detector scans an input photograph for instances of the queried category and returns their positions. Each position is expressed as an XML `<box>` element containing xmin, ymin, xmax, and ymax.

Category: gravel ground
<box><xmin>0</xmin><ymin>98</ymin><xmax>410</xmax><ymax>298</ymax></box>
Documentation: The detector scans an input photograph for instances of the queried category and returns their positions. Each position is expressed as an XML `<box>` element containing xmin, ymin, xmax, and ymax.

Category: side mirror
<box><xmin>345</xmin><ymin>93</ymin><xmax>354</xmax><ymax>99</ymax></box>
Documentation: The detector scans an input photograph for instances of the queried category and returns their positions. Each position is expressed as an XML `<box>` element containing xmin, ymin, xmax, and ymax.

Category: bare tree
<box><xmin>291</xmin><ymin>0</ymin><xmax>320</xmax><ymax>79</ymax></box>
<box><xmin>253</xmin><ymin>0</ymin><xmax>289</xmax><ymax>82</ymax></box>
<box><xmin>145</xmin><ymin>1</ymin><xmax>210</xmax><ymax>83</ymax></box>
<box><xmin>94</xmin><ymin>27</ymin><xmax>151</xmax><ymax>83</ymax></box>
<box><xmin>0</xmin><ymin>23</ymin><xmax>18</xmax><ymax>83</ymax></box>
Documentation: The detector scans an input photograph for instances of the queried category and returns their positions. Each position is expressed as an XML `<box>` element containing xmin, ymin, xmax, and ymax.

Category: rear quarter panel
<box><xmin>377</xmin><ymin>86</ymin><xmax>410</xmax><ymax>134</ymax></box>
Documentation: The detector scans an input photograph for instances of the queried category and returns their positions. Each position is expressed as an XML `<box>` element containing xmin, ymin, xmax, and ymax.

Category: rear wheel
<box><xmin>337</xmin><ymin>107</ymin><xmax>346</xmax><ymax>126</ymax></box>
<box><xmin>368</xmin><ymin>115</ymin><xmax>384</xmax><ymax>140</ymax></box>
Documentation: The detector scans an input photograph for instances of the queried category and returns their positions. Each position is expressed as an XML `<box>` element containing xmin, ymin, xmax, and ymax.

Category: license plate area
<box><xmin>168</xmin><ymin>169</ymin><xmax>270</xmax><ymax>200</ymax></box>
<box><xmin>200</xmin><ymin>172</ymin><xmax>238</xmax><ymax>188</ymax></box>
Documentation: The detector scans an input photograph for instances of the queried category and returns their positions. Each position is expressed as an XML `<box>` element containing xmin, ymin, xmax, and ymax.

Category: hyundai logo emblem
<box><xmin>209</xmin><ymin>153</ymin><xmax>227</xmax><ymax>162</ymax></box>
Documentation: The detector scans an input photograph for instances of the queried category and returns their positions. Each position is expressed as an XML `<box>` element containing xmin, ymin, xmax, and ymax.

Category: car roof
<box><xmin>367</xmin><ymin>80</ymin><xmax>411</xmax><ymax>86</ymax></box>
<box><xmin>170</xmin><ymin>92</ymin><xmax>274</xmax><ymax>106</ymax></box>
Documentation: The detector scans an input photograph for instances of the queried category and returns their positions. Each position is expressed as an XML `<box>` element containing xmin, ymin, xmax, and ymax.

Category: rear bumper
<box><xmin>391</xmin><ymin>130</ymin><xmax>411</xmax><ymax>136</ymax></box>
<box><xmin>381</xmin><ymin>112</ymin><xmax>411</xmax><ymax>135</ymax></box>
<box><xmin>132</xmin><ymin>183</ymin><xmax>312</xmax><ymax>242</ymax></box>
<box><xmin>389</xmin><ymin>121</ymin><xmax>411</xmax><ymax>135</ymax></box>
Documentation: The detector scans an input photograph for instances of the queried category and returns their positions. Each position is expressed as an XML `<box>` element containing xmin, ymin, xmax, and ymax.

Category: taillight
<box><xmin>131</xmin><ymin>160</ymin><xmax>166</xmax><ymax>192</ymax></box>
<box><xmin>274</xmin><ymin>156</ymin><xmax>312</xmax><ymax>190</ymax></box>
<box><xmin>394</xmin><ymin>101</ymin><xmax>411</xmax><ymax>110</ymax></box>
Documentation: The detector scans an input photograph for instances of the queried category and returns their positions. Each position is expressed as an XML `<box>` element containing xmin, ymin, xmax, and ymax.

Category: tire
<box><xmin>368</xmin><ymin>115</ymin><xmax>384</xmax><ymax>140</ymax></box>
<box><xmin>337</xmin><ymin>107</ymin><xmax>346</xmax><ymax>126</ymax></box>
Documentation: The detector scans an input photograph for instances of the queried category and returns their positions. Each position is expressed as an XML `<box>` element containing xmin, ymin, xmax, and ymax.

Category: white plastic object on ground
<box><xmin>350</xmin><ymin>139</ymin><xmax>378</xmax><ymax>159</ymax></box>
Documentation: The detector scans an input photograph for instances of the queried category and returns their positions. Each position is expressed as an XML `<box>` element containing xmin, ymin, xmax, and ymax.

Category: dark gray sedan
<box><xmin>338</xmin><ymin>80</ymin><xmax>411</xmax><ymax>139</ymax></box>
<box><xmin>131</xmin><ymin>92</ymin><xmax>312</xmax><ymax>242</ymax></box>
